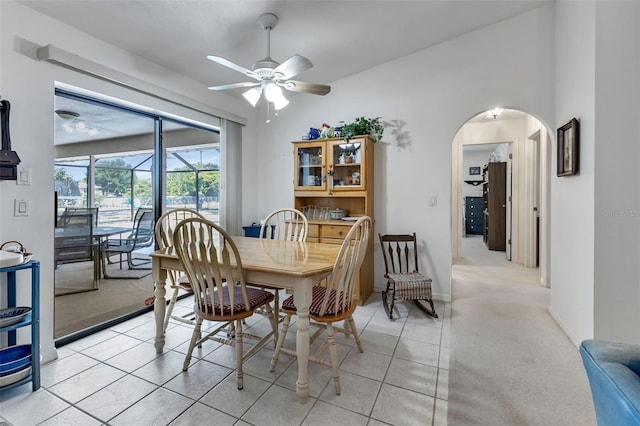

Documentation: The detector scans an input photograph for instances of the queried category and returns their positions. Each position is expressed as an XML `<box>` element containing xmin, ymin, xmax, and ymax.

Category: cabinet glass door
<box><xmin>294</xmin><ymin>142</ymin><xmax>326</xmax><ymax>190</ymax></box>
<box><xmin>328</xmin><ymin>139</ymin><xmax>365</xmax><ymax>190</ymax></box>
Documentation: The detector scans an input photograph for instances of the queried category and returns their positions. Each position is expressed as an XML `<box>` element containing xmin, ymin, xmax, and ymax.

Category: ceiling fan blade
<box><xmin>283</xmin><ymin>80</ymin><xmax>331</xmax><ymax>96</ymax></box>
<box><xmin>274</xmin><ymin>55</ymin><xmax>313</xmax><ymax>80</ymax></box>
<box><xmin>208</xmin><ymin>82</ymin><xmax>261</xmax><ymax>91</ymax></box>
<box><xmin>206</xmin><ymin>55</ymin><xmax>258</xmax><ymax>79</ymax></box>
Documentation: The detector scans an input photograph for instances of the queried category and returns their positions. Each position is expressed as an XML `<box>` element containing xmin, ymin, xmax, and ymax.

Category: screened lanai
<box><xmin>53</xmin><ymin>91</ymin><xmax>222</xmax><ymax>342</ymax></box>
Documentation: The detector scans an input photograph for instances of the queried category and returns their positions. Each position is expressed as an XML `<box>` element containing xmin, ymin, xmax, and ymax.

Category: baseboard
<box><xmin>548</xmin><ymin>306</ymin><xmax>583</xmax><ymax>349</ymax></box>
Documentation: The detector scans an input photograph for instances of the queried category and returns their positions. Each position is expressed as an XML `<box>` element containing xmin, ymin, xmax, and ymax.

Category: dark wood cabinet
<box><xmin>482</xmin><ymin>162</ymin><xmax>507</xmax><ymax>251</ymax></box>
<box><xmin>465</xmin><ymin>196</ymin><xmax>484</xmax><ymax>235</ymax></box>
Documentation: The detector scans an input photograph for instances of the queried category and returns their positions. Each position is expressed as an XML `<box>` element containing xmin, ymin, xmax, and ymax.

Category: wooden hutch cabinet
<box><xmin>293</xmin><ymin>135</ymin><xmax>374</xmax><ymax>303</ymax></box>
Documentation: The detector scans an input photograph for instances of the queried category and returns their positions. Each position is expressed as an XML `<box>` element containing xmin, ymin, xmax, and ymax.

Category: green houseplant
<box><xmin>340</xmin><ymin>116</ymin><xmax>384</xmax><ymax>142</ymax></box>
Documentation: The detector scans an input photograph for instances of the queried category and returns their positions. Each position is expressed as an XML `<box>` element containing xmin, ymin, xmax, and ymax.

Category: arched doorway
<box><xmin>450</xmin><ymin>108</ymin><xmax>552</xmax><ymax>286</ymax></box>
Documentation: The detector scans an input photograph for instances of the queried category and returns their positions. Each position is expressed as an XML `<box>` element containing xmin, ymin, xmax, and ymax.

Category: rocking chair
<box><xmin>378</xmin><ymin>233</ymin><xmax>438</xmax><ymax>319</ymax></box>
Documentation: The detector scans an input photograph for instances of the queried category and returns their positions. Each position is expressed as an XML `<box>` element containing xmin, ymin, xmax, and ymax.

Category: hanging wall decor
<box><xmin>557</xmin><ymin>118</ymin><xmax>579</xmax><ymax>177</ymax></box>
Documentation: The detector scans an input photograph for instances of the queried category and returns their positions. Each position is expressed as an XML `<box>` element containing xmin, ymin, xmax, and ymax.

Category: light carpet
<box><xmin>448</xmin><ymin>235</ymin><xmax>596</xmax><ymax>425</ymax></box>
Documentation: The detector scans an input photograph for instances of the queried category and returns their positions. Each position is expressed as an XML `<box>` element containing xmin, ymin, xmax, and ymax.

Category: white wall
<box><xmin>592</xmin><ymin>1</ymin><xmax>640</xmax><ymax>343</ymax></box>
<box><xmin>255</xmin><ymin>5</ymin><xmax>556</xmax><ymax>302</ymax></box>
<box><xmin>551</xmin><ymin>0</ymin><xmax>640</xmax><ymax>346</ymax></box>
<box><xmin>0</xmin><ymin>1</ymin><xmax>257</xmax><ymax>361</ymax></box>
<box><xmin>550</xmin><ymin>1</ymin><xmax>596</xmax><ymax>346</ymax></box>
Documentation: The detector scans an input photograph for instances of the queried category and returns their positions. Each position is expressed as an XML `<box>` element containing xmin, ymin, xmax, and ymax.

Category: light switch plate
<box><xmin>16</xmin><ymin>166</ymin><xmax>31</xmax><ymax>185</ymax></box>
<box><xmin>14</xmin><ymin>199</ymin><xmax>29</xmax><ymax>216</ymax></box>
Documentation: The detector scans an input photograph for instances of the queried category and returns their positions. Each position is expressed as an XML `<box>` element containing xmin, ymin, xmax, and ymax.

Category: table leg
<box><xmin>153</xmin><ymin>260</ymin><xmax>167</xmax><ymax>353</ymax></box>
<box><xmin>293</xmin><ymin>280</ymin><xmax>313</xmax><ymax>404</ymax></box>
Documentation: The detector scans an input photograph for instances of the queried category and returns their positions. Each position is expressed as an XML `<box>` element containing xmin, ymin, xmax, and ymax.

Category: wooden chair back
<box><xmin>260</xmin><ymin>208</ymin><xmax>308</xmax><ymax>242</ymax></box>
<box><xmin>155</xmin><ymin>208</ymin><xmax>206</xmax><ymax>250</ymax></box>
<box><xmin>155</xmin><ymin>208</ymin><xmax>206</xmax><ymax>286</ymax></box>
<box><xmin>319</xmin><ymin>216</ymin><xmax>371</xmax><ymax>316</ymax></box>
<box><xmin>378</xmin><ymin>233</ymin><xmax>420</xmax><ymax>276</ymax></box>
<box><xmin>173</xmin><ymin>218</ymin><xmax>251</xmax><ymax>318</ymax></box>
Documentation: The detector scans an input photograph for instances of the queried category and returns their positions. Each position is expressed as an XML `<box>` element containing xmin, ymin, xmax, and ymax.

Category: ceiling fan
<box><xmin>206</xmin><ymin>13</ymin><xmax>331</xmax><ymax>110</ymax></box>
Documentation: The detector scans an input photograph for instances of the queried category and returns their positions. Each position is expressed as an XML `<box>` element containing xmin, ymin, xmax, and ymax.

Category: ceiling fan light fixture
<box><xmin>265</xmin><ymin>83</ymin><xmax>289</xmax><ymax>110</ymax></box>
<box><xmin>272</xmin><ymin>95</ymin><xmax>289</xmax><ymax>111</ymax></box>
<box><xmin>55</xmin><ymin>109</ymin><xmax>80</xmax><ymax>120</ymax></box>
<box><xmin>264</xmin><ymin>83</ymin><xmax>282</xmax><ymax>102</ymax></box>
<box><xmin>205</xmin><ymin>12</ymin><xmax>330</xmax><ymax>102</ymax></box>
<box><xmin>242</xmin><ymin>87</ymin><xmax>262</xmax><ymax>107</ymax></box>
<box><xmin>486</xmin><ymin>107</ymin><xmax>504</xmax><ymax>119</ymax></box>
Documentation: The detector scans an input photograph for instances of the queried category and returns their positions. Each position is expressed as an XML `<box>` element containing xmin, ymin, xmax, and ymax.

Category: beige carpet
<box><xmin>54</xmin><ymin>261</ymin><xmax>154</xmax><ymax>338</ymax></box>
<box><xmin>448</xmin><ymin>236</ymin><xmax>596</xmax><ymax>425</ymax></box>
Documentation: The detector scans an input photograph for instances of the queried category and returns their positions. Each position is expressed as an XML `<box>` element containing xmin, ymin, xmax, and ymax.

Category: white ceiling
<box><xmin>22</xmin><ymin>0</ymin><xmax>548</xmax><ymax>144</ymax></box>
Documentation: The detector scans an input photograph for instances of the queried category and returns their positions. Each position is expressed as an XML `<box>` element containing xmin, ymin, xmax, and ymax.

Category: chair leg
<box><xmin>326</xmin><ymin>323</ymin><xmax>341</xmax><ymax>395</ymax></box>
<box><xmin>264</xmin><ymin>301</ymin><xmax>279</xmax><ymax>346</ymax></box>
<box><xmin>183</xmin><ymin>316</ymin><xmax>203</xmax><ymax>371</ymax></box>
<box><xmin>163</xmin><ymin>288</ymin><xmax>179</xmax><ymax>333</ymax></box>
<box><xmin>235</xmin><ymin>319</ymin><xmax>244</xmax><ymax>390</ymax></box>
<box><xmin>127</xmin><ymin>253</ymin><xmax>152</xmax><ymax>270</ymax></box>
<box><xmin>270</xmin><ymin>314</ymin><xmax>291</xmax><ymax>372</ymax></box>
<box><xmin>273</xmin><ymin>291</ymin><xmax>280</xmax><ymax>345</ymax></box>
<box><xmin>347</xmin><ymin>316</ymin><xmax>364</xmax><ymax>353</ymax></box>
<box><xmin>343</xmin><ymin>319</ymin><xmax>351</xmax><ymax>338</ymax></box>
<box><xmin>381</xmin><ymin>280</ymin><xmax>395</xmax><ymax>319</ymax></box>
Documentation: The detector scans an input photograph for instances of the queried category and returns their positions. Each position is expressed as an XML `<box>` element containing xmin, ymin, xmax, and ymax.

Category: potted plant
<box><xmin>340</xmin><ymin>116</ymin><xmax>384</xmax><ymax>142</ymax></box>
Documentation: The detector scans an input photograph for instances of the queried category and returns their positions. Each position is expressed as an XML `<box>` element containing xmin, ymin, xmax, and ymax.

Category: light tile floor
<box><xmin>0</xmin><ymin>295</ymin><xmax>450</xmax><ymax>426</ymax></box>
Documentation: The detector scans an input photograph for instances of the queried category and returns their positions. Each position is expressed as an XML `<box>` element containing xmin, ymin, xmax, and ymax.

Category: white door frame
<box><xmin>523</xmin><ymin>130</ymin><xmax>541</xmax><ymax>268</ymax></box>
<box><xmin>505</xmin><ymin>147</ymin><xmax>513</xmax><ymax>260</ymax></box>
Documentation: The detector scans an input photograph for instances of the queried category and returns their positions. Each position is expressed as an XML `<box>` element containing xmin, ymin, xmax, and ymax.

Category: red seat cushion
<box><xmin>198</xmin><ymin>285</ymin><xmax>274</xmax><ymax>315</ymax></box>
<box><xmin>281</xmin><ymin>285</ymin><xmax>350</xmax><ymax>316</ymax></box>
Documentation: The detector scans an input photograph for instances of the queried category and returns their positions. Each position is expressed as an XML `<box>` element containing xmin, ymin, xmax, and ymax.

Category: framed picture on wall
<box><xmin>469</xmin><ymin>166</ymin><xmax>481</xmax><ymax>175</ymax></box>
<box><xmin>557</xmin><ymin>118</ymin><xmax>579</xmax><ymax>176</ymax></box>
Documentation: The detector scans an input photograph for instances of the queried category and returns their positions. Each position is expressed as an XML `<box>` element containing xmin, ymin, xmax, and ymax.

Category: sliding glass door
<box><xmin>53</xmin><ymin>91</ymin><xmax>220</xmax><ymax>343</ymax></box>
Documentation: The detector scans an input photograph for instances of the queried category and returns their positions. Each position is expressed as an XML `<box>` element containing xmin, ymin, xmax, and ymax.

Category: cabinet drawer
<box><xmin>321</xmin><ymin>237</ymin><xmax>345</xmax><ymax>245</ymax></box>
<box><xmin>306</xmin><ymin>237</ymin><xmax>319</xmax><ymax>243</ymax></box>
<box><xmin>321</xmin><ymin>225</ymin><xmax>349</xmax><ymax>240</ymax></box>
<box><xmin>308</xmin><ymin>224</ymin><xmax>319</xmax><ymax>238</ymax></box>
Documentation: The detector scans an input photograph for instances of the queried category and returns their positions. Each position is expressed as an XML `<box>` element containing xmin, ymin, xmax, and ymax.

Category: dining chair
<box><xmin>54</xmin><ymin>212</ymin><xmax>98</xmax><ymax>266</ymax></box>
<box><xmin>103</xmin><ymin>208</ymin><xmax>154</xmax><ymax>276</ymax></box>
<box><xmin>270</xmin><ymin>216</ymin><xmax>371</xmax><ymax>395</ymax></box>
<box><xmin>378</xmin><ymin>232</ymin><xmax>438</xmax><ymax>319</ymax></box>
<box><xmin>54</xmin><ymin>212</ymin><xmax>100</xmax><ymax>291</ymax></box>
<box><xmin>254</xmin><ymin>208</ymin><xmax>308</xmax><ymax>343</ymax></box>
<box><xmin>58</xmin><ymin>207</ymin><xmax>99</xmax><ymax>228</ymax></box>
<box><xmin>173</xmin><ymin>217</ymin><xmax>276</xmax><ymax>390</ymax></box>
<box><xmin>155</xmin><ymin>208</ymin><xmax>205</xmax><ymax>332</ymax></box>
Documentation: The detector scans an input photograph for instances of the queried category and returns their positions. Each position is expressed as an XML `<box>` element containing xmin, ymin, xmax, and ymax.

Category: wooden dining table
<box><xmin>150</xmin><ymin>236</ymin><xmax>341</xmax><ymax>404</ymax></box>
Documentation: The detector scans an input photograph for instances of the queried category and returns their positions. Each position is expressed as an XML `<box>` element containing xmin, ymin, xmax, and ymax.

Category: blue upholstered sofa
<box><xmin>580</xmin><ymin>339</ymin><xmax>640</xmax><ymax>426</ymax></box>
